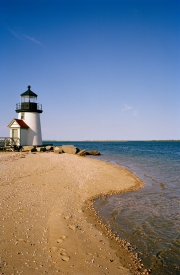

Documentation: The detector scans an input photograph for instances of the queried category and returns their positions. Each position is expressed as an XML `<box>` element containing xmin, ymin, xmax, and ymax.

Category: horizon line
<box><xmin>42</xmin><ymin>139</ymin><xmax>180</xmax><ymax>142</ymax></box>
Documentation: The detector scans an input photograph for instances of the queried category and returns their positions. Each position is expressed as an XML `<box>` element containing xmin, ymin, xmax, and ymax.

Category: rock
<box><xmin>45</xmin><ymin>146</ymin><xmax>53</xmax><ymax>151</ymax></box>
<box><xmin>85</xmin><ymin>150</ymin><xmax>101</xmax><ymax>155</ymax></box>
<box><xmin>40</xmin><ymin>147</ymin><xmax>46</xmax><ymax>152</ymax></box>
<box><xmin>31</xmin><ymin>147</ymin><xmax>37</xmax><ymax>152</ymax></box>
<box><xmin>22</xmin><ymin>146</ymin><xmax>34</xmax><ymax>152</ymax></box>
<box><xmin>36</xmin><ymin>147</ymin><xmax>46</xmax><ymax>152</ymax></box>
<box><xmin>62</xmin><ymin>145</ymin><xmax>79</xmax><ymax>154</ymax></box>
<box><xmin>77</xmin><ymin>149</ymin><xmax>86</xmax><ymax>156</ymax></box>
<box><xmin>54</xmin><ymin>146</ymin><xmax>63</xmax><ymax>154</ymax></box>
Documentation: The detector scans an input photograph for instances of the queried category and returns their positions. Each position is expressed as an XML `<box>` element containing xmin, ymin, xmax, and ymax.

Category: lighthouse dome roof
<box><xmin>21</xmin><ymin>85</ymin><xmax>37</xmax><ymax>97</ymax></box>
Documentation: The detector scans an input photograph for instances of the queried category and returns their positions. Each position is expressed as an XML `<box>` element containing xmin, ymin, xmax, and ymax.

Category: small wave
<box><xmin>144</xmin><ymin>173</ymin><xmax>160</xmax><ymax>183</ymax></box>
<box><xmin>144</xmin><ymin>174</ymin><xmax>166</xmax><ymax>189</ymax></box>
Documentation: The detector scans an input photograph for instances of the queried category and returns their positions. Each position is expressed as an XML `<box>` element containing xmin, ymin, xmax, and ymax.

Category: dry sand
<box><xmin>0</xmin><ymin>151</ymin><xmax>149</xmax><ymax>275</ymax></box>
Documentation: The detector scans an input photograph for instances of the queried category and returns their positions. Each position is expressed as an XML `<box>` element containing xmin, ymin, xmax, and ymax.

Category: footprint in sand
<box><xmin>77</xmin><ymin>209</ymin><xmax>83</xmax><ymax>213</ymax></box>
<box><xmin>57</xmin><ymin>239</ymin><xmax>63</xmax><ymax>243</ymax></box>
<box><xmin>64</xmin><ymin>215</ymin><xmax>71</xmax><ymax>219</ymax></box>
<box><xmin>51</xmin><ymin>247</ymin><xmax>58</xmax><ymax>251</ymax></box>
<box><xmin>17</xmin><ymin>238</ymin><xmax>25</xmax><ymax>242</ymax></box>
<box><xmin>60</xmin><ymin>252</ymin><xmax>67</xmax><ymax>256</ymax></box>
<box><xmin>59</xmin><ymin>247</ymin><xmax>66</xmax><ymax>252</ymax></box>
<box><xmin>58</xmin><ymin>247</ymin><xmax>70</xmax><ymax>262</ymax></box>
<box><xmin>57</xmin><ymin>235</ymin><xmax>67</xmax><ymax>243</ymax></box>
<box><xmin>61</xmin><ymin>255</ymin><xmax>70</xmax><ymax>262</ymax></box>
<box><xmin>50</xmin><ymin>246</ymin><xmax>70</xmax><ymax>261</ymax></box>
<box><xmin>68</xmin><ymin>224</ymin><xmax>75</xmax><ymax>230</ymax></box>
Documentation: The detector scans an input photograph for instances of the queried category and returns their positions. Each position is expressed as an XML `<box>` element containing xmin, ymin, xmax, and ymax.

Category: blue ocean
<box><xmin>43</xmin><ymin>141</ymin><xmax>180</xmax><ymax>274</ymax></box>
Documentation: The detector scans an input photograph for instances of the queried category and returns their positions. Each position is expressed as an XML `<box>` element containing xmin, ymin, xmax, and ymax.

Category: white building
<box><xmin>8</xmin><ymin>86</ymin><xmax>43</xmax><ymax>146</ymax></box>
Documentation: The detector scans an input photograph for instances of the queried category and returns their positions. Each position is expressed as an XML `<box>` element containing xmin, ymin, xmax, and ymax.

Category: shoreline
<box><xmin>0</xmin><ymin>152</ymin><xmax>150</xmax><ymax>275</ymax></box>
<box><xmin>83</xmin><ymin>167</ymin><xmax>148</xmax><ymax>275</ymax></box>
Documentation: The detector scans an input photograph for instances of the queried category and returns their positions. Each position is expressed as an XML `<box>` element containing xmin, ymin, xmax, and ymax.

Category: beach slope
<box><xmin>0</xmin><ymin>152</ymin><xmax>144</xmax><ymax>275</ymax></box>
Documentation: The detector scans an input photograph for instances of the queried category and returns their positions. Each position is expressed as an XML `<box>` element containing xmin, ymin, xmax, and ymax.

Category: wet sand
<box><xmin>0</xmin><ymin>151</ymin><xmax>148</xmax><ymax>275</ymax></box>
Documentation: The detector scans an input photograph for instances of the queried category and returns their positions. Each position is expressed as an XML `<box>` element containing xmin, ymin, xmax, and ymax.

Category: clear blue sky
<box><xmin>1</xmin><ymin>0</ymin><xmax>180</xmax><ymax>140</ymax></box>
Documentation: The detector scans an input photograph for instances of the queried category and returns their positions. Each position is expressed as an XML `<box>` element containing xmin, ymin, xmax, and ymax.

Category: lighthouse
<box><xmin>8</xmin><ymin>86</ymin><xmax>43</xmax><ymax>146</ymax></box>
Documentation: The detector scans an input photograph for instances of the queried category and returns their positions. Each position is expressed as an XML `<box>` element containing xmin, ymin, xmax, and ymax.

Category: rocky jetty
<box><xmin>21</xmin><ymin>144</ymin><xmax>101</xmax><ymax>156</ymax></box>
<box><xmin>86</xmin><ymin>150</ymin><xmax>101</xmax><ymax>155</ymax></box>
<box><xmin>62</xmin><ymin>145</ymin><xmax>78</xmax><ymax>154</ymax></box>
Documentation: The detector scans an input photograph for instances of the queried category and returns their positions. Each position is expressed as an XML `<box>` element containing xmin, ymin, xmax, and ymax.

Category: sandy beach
<box><xmin>0</xmin><ymin>151</ymin><xmax>147</xmax><ymax>275</ymax></box>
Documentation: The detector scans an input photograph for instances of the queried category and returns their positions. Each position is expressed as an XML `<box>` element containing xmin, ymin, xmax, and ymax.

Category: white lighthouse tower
<box><xmin>8</xmin><ymin>86</ymin><xmax>43</xmax><ymax>146</ymax></box>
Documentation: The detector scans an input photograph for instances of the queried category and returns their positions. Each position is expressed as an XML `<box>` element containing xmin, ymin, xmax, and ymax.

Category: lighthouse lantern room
<box><xmin>8</xmin><ymin>86</ymin><xmax>43</xmax><ymax>146</ymax></box>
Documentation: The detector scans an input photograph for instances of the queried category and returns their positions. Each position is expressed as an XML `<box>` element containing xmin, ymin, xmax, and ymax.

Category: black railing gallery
<box><xmin>16</xmin><ymin>102</ymin><xmax>42</xmax><ymax>111</ymax></box>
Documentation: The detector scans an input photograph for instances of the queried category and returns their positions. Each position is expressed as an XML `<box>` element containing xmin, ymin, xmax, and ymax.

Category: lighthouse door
<box><xmin>12</xmin><ymin>129</ymin><xmax>19</xmax><ymax>146</ymax></box>
<box><xmin>12</xmin><ymin>129</ymin><xmax>18</xmax><ymax>139</ymax></box>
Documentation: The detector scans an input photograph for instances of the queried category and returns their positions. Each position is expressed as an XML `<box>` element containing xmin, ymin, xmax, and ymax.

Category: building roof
<box><xmin>21</xmin><ymin>85</ymin><xmax>37</xmax><ymax>97</ymax></box>
<box><xmin>8</xmin><ymin>119</ymin><xmax>29</xmax><ymax>128</ymax></box>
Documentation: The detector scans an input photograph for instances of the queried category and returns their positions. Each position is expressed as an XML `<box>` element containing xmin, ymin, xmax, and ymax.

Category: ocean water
<box><xmin>43</xmin><ymin>141</ymin><xmax>180</xmax><ymax>274</ymax></box>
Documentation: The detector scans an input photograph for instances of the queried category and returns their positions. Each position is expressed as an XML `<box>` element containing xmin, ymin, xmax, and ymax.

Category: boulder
<box><xmin>62</xmin><ymin>145</ymin><xmax>79</xmax><ymax>154</ymax></box>
<box><xmin>54</xmin><ymin>146</ymin><xmax>63</xmax><ymax>154</ymax></box>
<box><xmin>77</xmin><ymin>149</ymin><xmax>86</xmax><ymax>156</ymax></box>
<box><xmin>45</xmin><ymin>146</ymin><xmax>53</xmax><ymax>151</ymax></box>
<box><xmin>35</xmin><ymin>147</ymin><xmax>46</xmax><ymax>152</ymax></box>
<box><xmin>31</xmin><ymin>147</ymin><xmax>37</xmax><ymax>152</ymax></box>
<box><xmin>85</xmin><ymin>150</ymin><xmax>101</xmax><ymax>156</ymax></box>
<box><xmin>22</xmin><ymin>146</ymin><xmax>34</xmax><ymax>152</ymax></box>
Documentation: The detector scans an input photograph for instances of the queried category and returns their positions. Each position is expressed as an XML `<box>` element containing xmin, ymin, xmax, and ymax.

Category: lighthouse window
<box><xmin>21</xmin><ymin>113</ymin><xmax>25</xmax><ymax>120</ymax></box>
